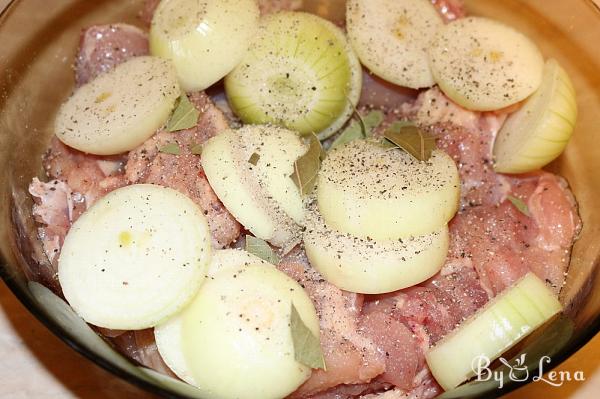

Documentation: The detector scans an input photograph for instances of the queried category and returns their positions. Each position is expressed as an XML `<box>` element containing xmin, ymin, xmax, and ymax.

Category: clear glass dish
<box><xmin>0</xmin><ymin>0</ymin><xmax>598</xmax><ymax>397</ymax></box>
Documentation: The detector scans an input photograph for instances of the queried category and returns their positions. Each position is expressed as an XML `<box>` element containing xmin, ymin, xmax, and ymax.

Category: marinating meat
<box><xmin>288</xmin><ymin>86</ymin><xmax>580</xmax><ymax>397</ymax></box>
<box><xmin>405</xmin><ymin>88</ymin><xmax>581</xmax><ymax>295</ymax></box>
<box><xmin>25</xmin><ymin>0</ymin><xmax>582</xmax><ymax>398</ymax></box>
<box><xmin>359</xmin><ymin>301</ymin><xmax>425</xmax><ymax>390</ymax></box>
<box><xmin>43</xmin><ymin>137</ymin><xmax>128</xmax><ymax>206</ymax></box>
<box><xmin>30</xmin><ymin>142</ymin><xmax>127</xmax><ymax>274</ymax></box>
<box><xmin>31</xmin><ymin>38</ymin><xmax>240</xmax><ymax>274</ymax></box>
<box><xmin>125</xmin><ymin>92</ymin><xmax>241</xmax><ymax>248</ymax></box>
<box><xmin>75</xmin><ymin>24</ymin><xmax>149</xmax><ymax>86</ymax></box>
<box><xmin>111</xmin><ymin>329</ymin><xmax>176</xmax><ymax>377</ymax></box>
<box><xmin>430</xmin><ymin>0</ymin><xmax>466</xmax><ymax>22</ymax></box>
<box><xmin>29</xmin><ymin>178</ymin><xmax>81</xmax><ymax>276</ymax></box>
<box><xmin>279</xmin><ymin>249</ymin><xmax>386</xmax><ymax>397</ymax></box>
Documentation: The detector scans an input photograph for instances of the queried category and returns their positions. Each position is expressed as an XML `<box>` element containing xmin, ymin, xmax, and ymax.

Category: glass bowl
<box><xmin>0</xmin><ymin>0</ymin><xmax>598</xmax><ymax>397</ymax></box>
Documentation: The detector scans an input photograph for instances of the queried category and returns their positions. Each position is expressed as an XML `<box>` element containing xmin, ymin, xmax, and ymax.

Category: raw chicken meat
<box><xmin>75</xmin><ymin>24</ymin><xmax>149</xmax><ymax>86</ymax></box>
<box><xmin>279</xmin><ymin>249</ymin><xmax>386</xmax><ymax>398</ymax></box>
<box><xmin>405</xmin><ymin>88</ymin><xmax>581</xmax><ymax>295</ymax></box>
<box><xmin>111</xmin><ymin>329</ymin><xmax>176</xmax><ymax>377</ymax></box>
<box><xmin>359</xmin><ymin>301</ymin><xmax>424</xmax><ymax>390</ymax></box>
<box><xmin>30</xmin><ymin>143</ymin><xmax>127</xmax><ymax>274</ymax></box>
<box><xmin>125</xmin><ymin>92</ymin><xmax>241</xmax><ymax>248</ymax></box>
<box><xmin>27</xmin><ymin>1</ymin><xmax>582</xmax><ymax>398</ymax></box>
<box><xmin>42</xmin><ymin>137</ymin><xmax>128</xmax><ymax>206</ymax></box>
<box><xmin>301</xmin><ymin>86</ymin><xmax>580</xmax><ymax>397</ymax></box>
<box><xmin>430</xmin><ymin>0</ymin><xmax>466</xmax><ymax>22</ymax></box>
<box><xmin>30</xmin><ymin>21</ymin><xmax>241</xmax><ymax>269</ymax></box>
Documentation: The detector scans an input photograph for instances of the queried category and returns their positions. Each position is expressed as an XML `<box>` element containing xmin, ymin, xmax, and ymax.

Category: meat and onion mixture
<box><xmin>28</xmin><ymin>0</ymin><xmax>580</xmax><ymax>398</ymax></box>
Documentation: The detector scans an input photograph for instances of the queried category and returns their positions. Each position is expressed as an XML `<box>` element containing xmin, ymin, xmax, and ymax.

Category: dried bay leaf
<box><xmin>159</xmin><ymin>143</ymin><xmax>181</xmax><ymax>155</ymax></box>
<box><xmin>507</xmin><ymin>194</ymin><xmax>531</xmax><ymax>217</ymax></box>
<box><xmin>330</xmin><ymin>110</ymin><xmax>384</xmax><ymax>150</ymax></box>
<box><xmin>290</xmin><ymin>303</ymin><xmax>326</xmax><ymax>370</ymax></box>
<box><xmin>388</xmin><ymin>120</ymin><xmax>415</xmax><ymax>134</ymax></box>
<box><xmin>167</xmin><ymin>94</ymin><xmax>200</xmax><ymax>132</ymax></box>
<box><xmin>384</xmin><ymin>123</ymin><xmax>436</xmax><ymax>161</ymax></box>
<box><xmin>363</xmin><ymin>110</ymin><xmax>385</xmax><ymax>133</ymax></box>
<box><xmin>245</xmin><ymin>235</ymin><xmax>280</xmax><ymax>265</ymax></box>
<box><xmin>291</xmin><ymin>133</ymin><xmax>323</xmax><ymax>196</ymax></box>
<box><xmin>248</xmin><ymin>152</ymin><xmax>260</xmax><ymax>166</ymax></box>
<box><xmin>190</xmin><ymin>143</ymin><xmax>203</xmax><ymax>155</ymax></box>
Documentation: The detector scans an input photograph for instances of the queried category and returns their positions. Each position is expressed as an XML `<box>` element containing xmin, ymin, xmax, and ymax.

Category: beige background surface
<box><xmin>0</xmin><ymin>281</ymin><xmax>598</xmax><ymax>398</ymax></box>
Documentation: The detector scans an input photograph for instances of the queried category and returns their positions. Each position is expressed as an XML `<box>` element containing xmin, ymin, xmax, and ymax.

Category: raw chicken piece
<box><xmin>447</xmin><ymin>172</ymin><xmax>580</xmax><ymax>296</ymax></box>
<box><xmin>405</xmin><ymin>87</ymin><xmax>581</xmax><ymax>295</ymax></box>
<box><xmin>359</xmin><ymin>70</ymin><xmax>418</xmax><ymax>110</ymax></box>
<box><xmin>359</xmin><ymin>302</ymin><xmax>424</xmax><ymax>390</ymax></box>
<box><xmin>139</xmin><ymin>0</ymin><xmax>160</xmax><ymax>25</ymax></box>
<box><xmin>111</xmin><ymin>329</ymin><xmax>176</xmax><ymax>378</ymax></box>
<box><xmin>359</xmin><ymin>370</ymin><xmax>440</xmax><ymax>399</ymax></box>
<box><xmin>32</xmin><ymin>144</ymin><xmax>127</xmax><ymax>271</ymax></box>
<box><xmin>75</xmin><ymin>24</ymin><xmax>149</xmax><ymax>86</ymax></box>
<box><xmin>430</xmin><ymin>0</ymin><xmax>466</xmax><ymax>22</ymax></box>
<box><xmin>29</xmin><ymin>178</ymin><xmax>76</xmax><ymax>243</ymax></box>
<box><xmin>28</xmin><ymin>178</ymin><xmax>83</xmax><ymax>279</ymax></box>
<box><xmin>380</xmin><ymin>268</ymin><xmax>488</xmax><ymax>345</ymax></box>
<box><xmin>125</xmin><ymin>92</ymin><xmax>241</xmax><ymax>248</ymax></box>
<box><xmin>321</xmin><ymin>270</ymin><xmax>478</xmax><ymax>398</ymax></box>
<box><xmin>310</xmin><ymin>382</ymin><xmax>392</xmax><ymax>399</ymax></box>
<box><xmin>43</xmin><ymin>136</ymin><xmax>128</xmax><ymax>206</ymax></box>
<box><xmin>279</xmin><ymin>249</ymin><xmax>386</xmax><ymax>398</ymax></box>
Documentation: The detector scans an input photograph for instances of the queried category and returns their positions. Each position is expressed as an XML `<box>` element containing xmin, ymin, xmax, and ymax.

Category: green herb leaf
<box><xmin>167</xmin><ymin>95</ymin><xmax>200</xmax><ymax>132</ymax></box>
<box><xmin>363</xmin><ymin>110</ymin><xmax>385</xmax><ymax>133</ymax></box>
<box><xmin>388</xmin><ymin>120</ymin><xmax>415</xmax><ymax>134</ymax></box>
<box><xmin>331</xmin><ymin>121</ymin><xmax>363</xmax><ymax>150</ymax></box>
<box><xmin>245</xmin><ymin>235</ymin><xmax>280</xmax><ymax>265</ymax></box>
<box><xmin>330</xmin><ymin>110</ymin><xmax>384</xmax><ymax>151</ymax></box>
<box><xmin>248</xmin><ymin>152</ymin><xmax>260</xmax><ymax>166</ymax></box>
<box><xmin>290</xmin><ymin>303</ymin><xmax>326</xmax><ymax>370</ymax></box>
<box><xmin>190</xmin><ymin>143</ymin><xmax>203</xmax><ymax>156</ymax></box>
<box><xmin>383</xmin><ymin>123</ymin><xmax>436</xmax><ymax>161</ymax></box>
<box><xmin>507</xmin><ymin>194</ymin><xmax>531</xmax><ymax>217</ymax></box>
<box><xmin>291</xmin><ymin>133</ymin><xmax>323</xmax><ymax>196</ymax></box>
<box><xmin>159</xmin><ymin>143</ymin><xmax>181</xmax><ymax>155</ymax></box>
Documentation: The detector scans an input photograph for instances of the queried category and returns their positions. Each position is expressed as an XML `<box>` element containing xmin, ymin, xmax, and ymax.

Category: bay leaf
<box><xmin>384</xmin><ymin>123</ymin><xmax>436</xmax><ymax>161</ymax></box>
<box><xmin>290</xmin><ymin>303</ymin><xmax>326</xmax><ymax>370</ymax></box>
<box><xmin>291</xmin><ymin>133</ymin><xmax>323</xmax><ymax>196</ymax></box>
<box><xmin>159</xmin><ymin>143</ymin><xmax>181</xmax><ymax>155</ymax></box>
<box><xmin>248</xmin><ymin>152</ymin><xmax>260</xmax><ymax>166</ymax></box>
<box><xmin>245</xmin><ymin>235</ymin><xmax>280</xmax><ymax>265</ymax></box>
<box><xmin>507</xmin><ymin>194</ymin><xmax>531</xmax><ymax>217</ymax></box>
<box><xmin>330</xmin><ymin>110</ymin><xmax>384</xmax><ymax>151</ymax></box>
<box><xmin>388</xmin><ymin>120</ymin><xmax>415</xmax><ymax>134</ymax></box>
<box><xmin>330</xmin><ymin>121</ymin><xmax>362</xmax><ymax>151</ymax></box>
<box><xmin>363</xmin><ymin>110</ymin><xmax>385</xmax><ymax>133</ymax></box>
<box><xmin>167</xmin><ymin>94</ymin><xmax>200</xmax><ymax>132</ymax></box>
<box><xmin>190</xmin><ymin>143</ymin><xmax>203</xmax><ymax>156</ymax></box>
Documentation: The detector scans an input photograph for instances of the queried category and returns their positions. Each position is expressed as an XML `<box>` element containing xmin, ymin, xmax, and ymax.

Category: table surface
<box><xmin>0</xmin><ymin>281</ymin><xmax>598</xmax><ymax>399</ymax></box>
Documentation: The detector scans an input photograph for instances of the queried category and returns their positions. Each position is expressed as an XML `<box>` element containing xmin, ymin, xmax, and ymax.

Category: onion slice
<box><xmin>426</xmin><ymin>273</ymin><xmax>562</xmax><ymax>390</ymax></box>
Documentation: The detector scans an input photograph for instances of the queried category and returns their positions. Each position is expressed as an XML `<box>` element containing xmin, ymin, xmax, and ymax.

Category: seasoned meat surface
<box><xmin>279</xmin><ymin>249</ymin><xmax>386</xmax><ymax>398</ymax></box>
<box><xmin>125</xmin><ymin>92</ymin><xmax>241</xmax><ymax>248</ymax></box>
<box><xmin>75</xmin><ymin>24</ymin><xmax>149</xmax><ymax>86</ymax></box>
